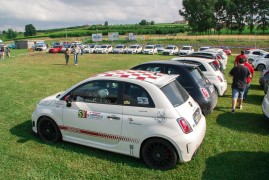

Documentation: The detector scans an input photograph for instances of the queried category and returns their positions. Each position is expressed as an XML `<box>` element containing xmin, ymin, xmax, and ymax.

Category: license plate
<box><xmin>209</xmin><ymin>85</ymin><xmax>214</xmax><ymax>93</ymax></box>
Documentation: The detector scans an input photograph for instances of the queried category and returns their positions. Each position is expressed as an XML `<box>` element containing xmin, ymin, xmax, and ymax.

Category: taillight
<box><xmin>217</xmin><ymin>76</ymin><xmax>223</xmax><ymax>82</ymax></box>
<box><xmin>213</xmin><ymin>60</ymin><xmax>220</xmax><ymax>67</ymax></box>
<box><xmin>177</xmin><ymin>118</ymin><xmax>193</xmax><ymax>134</ymax></box>
<box><xmin>201</xmin><ymin>88</ymin><xmax>209</xmax><ymax>98</ymax></box>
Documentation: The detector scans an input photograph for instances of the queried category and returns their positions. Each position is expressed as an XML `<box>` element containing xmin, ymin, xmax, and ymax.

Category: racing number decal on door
<box><xmin>78</xmin><ymin>110</ymin><xmax>87</xmax><ymax>118</ymax></box>
<box><xmin>137</xmin><ymin>97</ymin><xmax>149</xmax><ymax>104</ymax></box>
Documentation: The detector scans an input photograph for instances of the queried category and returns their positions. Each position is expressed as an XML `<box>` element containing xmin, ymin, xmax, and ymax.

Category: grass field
<box><xmin>0</xmin><ymin>50</ymin><xmax>269</xmax><ymax>179</ymax></box>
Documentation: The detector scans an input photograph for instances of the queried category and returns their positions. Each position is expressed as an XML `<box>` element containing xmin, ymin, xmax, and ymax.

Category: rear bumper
<box><xmin>199</xmin><ymin>95</ymin><xmax>218</xmax><ymax>116</ymax></box>
<box><xmin>171</xmin><ymin>115</ymin><xmax>206</xmax><ymax>162</ymax></box>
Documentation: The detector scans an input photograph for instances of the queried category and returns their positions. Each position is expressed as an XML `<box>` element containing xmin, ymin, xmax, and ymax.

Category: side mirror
<box><xmin>65</xmin><ymin>95</ymin><xmax>73</xmax><ymax>107</ymax></box>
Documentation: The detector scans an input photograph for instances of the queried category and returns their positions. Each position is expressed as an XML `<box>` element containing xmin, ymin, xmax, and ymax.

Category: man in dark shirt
<box><xmin>234</xmin><ymin>50</ymin><xmax>247</xmax><ymax>66</ymax></box>
<box><xmin>229</xmin><ymin>58</ymin><xmax>251</xmax><ymax>113</ymax></box>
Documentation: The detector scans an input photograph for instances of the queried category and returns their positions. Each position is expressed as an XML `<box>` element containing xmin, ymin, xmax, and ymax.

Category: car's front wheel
<box><xmin>141</xmin><ymin>138</ymin><xmax>178</xmax><ymax>170</ymax></box>
<box><xmin>37</xmin><ymin>117</ymin><xmax>62</xmax><ymax>143</ymax></box>
<box><xmin>257</xmin><ymin>64</ymin><xmax>266</xmax><ymax>71</ymax></box>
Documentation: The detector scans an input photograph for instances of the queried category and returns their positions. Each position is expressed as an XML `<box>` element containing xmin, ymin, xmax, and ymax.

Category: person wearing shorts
<box><xmin>229</xmin><ymin>58</ymin><xmax>251</xmax><ymax>113</ymax></box>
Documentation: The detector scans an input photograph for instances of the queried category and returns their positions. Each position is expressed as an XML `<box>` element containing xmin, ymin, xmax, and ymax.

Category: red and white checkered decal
<box><xmin>97</xmin><ymin>70</ymin><xmax>165</xmax><ymax>82</ymax></box>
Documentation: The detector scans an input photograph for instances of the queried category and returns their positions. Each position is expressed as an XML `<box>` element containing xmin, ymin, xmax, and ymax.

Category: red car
<box><xmin>220</xmin><ymin>46</ymin><xmax>232</xmax><ymax>55</ymax></box>
<box><xmin>49</xmin><ymin>45</ymin><xmax>63</xmax><ymax>53</ymax></box>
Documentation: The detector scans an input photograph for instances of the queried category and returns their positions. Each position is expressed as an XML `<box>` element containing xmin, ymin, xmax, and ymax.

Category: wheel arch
<box><xmin>139</xmin><ymin>136</ymin><xmax>180</xmax><ymax>161</ymax></box>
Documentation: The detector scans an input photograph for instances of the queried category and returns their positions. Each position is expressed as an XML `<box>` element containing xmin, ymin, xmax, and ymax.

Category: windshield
<box><xmin>161</xmin><ymin>80</ymin><xmax>189</xmax><ymax>107</ymax></box>
<box><xmin>101</xmin><ymin>45</ymin><xmax>108</xmax><ymax>48</ymax></box>
<box><xmin>182</xmin><ymin>47</ymin><xmax>191</xmax><ymax>50</ymax></box>
<box><xmin>115</xmin><ymin>45</ymin><xmax>124</xmax><ymax>48</ymax></box>
<box><xmin>130</xmin><ymin>46</ymin><xmax>138</xmax><ymax>49</ymax></box>
<box><xmin>145</xmin><ymin>46</ymin><xmax>154</xmax><ymax>49</ymax></box>
<box><xmin>166</xmin><ymin>46</ymin><xmax>174</xmax><ymax>50</ymax></box>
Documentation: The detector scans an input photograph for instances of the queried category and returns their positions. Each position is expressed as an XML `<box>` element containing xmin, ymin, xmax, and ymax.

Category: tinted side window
<box><xmin>132</xmin><ymin>64</ymin><xmax>164</xmax><ymax>73</ymax></box>
<box><xmin>253</xmin><ymin>51</ymin><xmax>261</xmax><ymax>55</ymax></box>
<box><xmin>166</xmin><ymin>66</ymin><xmax>190</xmax><ymax>85</ymax></box>
<box><xmin>161</xmin><ymin>80</ymin><xmax>189</xmax><ymax>107</ymax></box>
<box><xmin>71</xmin><ymin>80</ymin><xmax>120</xmax><ymax>105</ymax></box>
<box><xmin>123</xmin><ymin>83</ymin><xmax>154</xmax><ymax>107</ymax></box>
<box><xmin>264</xmin><ymin>54</ymin><xmax>269</xmax><ymax>58</ymax></box>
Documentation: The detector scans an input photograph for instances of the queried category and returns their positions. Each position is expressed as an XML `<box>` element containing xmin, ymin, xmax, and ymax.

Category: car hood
<box><xmin>38</xmin><ymin>91</ymin><xmax>64</xmax><ymax>106</ymax></box>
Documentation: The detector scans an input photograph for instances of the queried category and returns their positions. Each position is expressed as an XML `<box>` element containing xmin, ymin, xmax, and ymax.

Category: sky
<box><xmin>0</xmin><ymin>0</ymin><xmax>183</xmax><ymax>32</ymax></box>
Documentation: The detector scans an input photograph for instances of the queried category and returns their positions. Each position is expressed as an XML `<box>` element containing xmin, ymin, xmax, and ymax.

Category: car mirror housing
<box><xmin>65</xmin><ymin>95</ymin><xmax>73</xmax><ymax>107</ymax></box>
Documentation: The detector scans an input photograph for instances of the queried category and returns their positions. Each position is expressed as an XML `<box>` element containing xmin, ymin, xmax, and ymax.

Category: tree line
<box><xmin>179</xmin><ymin>0</ymin><xmax>269</xmax><ymax>34</ymax></box>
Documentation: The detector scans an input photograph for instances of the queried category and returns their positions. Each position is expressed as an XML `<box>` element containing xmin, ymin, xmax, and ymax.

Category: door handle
<box><xmin>107</xmin><ymin>115</ymin><xmax>120</xmax><ymax>120</ymax></box>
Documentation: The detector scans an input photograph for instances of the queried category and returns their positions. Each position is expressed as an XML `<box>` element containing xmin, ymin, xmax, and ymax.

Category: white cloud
<box><xmin>0</xmin><ymin>0</ymin><xmax>183</xmax><ymax>31</ymax></box>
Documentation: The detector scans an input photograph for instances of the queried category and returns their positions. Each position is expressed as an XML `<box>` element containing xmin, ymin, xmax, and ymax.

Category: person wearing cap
<box><xmin>234</xmin><ymin>50</ymin><xmax>247</xmax><ymax>66</ymax></box>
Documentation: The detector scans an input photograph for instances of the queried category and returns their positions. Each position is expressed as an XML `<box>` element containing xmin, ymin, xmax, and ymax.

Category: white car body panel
<box><xmin>163</xmin><ymin>46</ymin><xmax>179</xmax><ymax>55</ymax></box>
<box><xmin>32</xmin><ymin>70</ymin><xmax>206</xmax><ymax>165</ymax></box>
<box><xmin>178</xmin><ymin>46</ymin><xmax>194</xmax><ymax>56</ymax></box>
<box><xmin>142</xmin><ymin>45</ymin><xmax>158</xmax><ymax>55</ymax></box>
<box><xmin>252</xmin><ymin>53</ymin><xmax>269</xmax><ymax>70</ymax></box>
<box><xmin>262</xmin><ymin>89</ymin><xmax>269</xmax><ymax>119</ymax></box>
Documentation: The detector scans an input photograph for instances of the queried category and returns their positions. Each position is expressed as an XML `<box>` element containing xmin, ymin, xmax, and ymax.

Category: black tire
<box><xmin>257</xmin><ymin>64</ymin><xmax>266</xmax><ymax>71</ymax></box>
<box><xmin>141</xmin><ymin>138</ymin><xmax>178</xmax><ymax>170</ymax></box>
<box><xmin>37</xmin><ymin>117</ymin><xmax>62</xmax><ymax>143</ymax></box>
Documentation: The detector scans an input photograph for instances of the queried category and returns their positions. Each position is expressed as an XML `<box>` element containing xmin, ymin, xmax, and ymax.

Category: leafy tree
<box><xmin>256</xmin><ymin>0</ymin><xmax>269</xmax><ymax>34</ymax></box>
<box><xmin>245</xmin><ymin>0</ymin><xmax>259</xmax><ymax>34</ymax></box>
<box><xmin>150</xmin><ymin>21</ymin><xmax>155</xmax><ymax>25</ymax></box>
<box><xmin>139</xmin><ymin>20</ymin><xmax>147</xmax><ymax>25</ymax></box>
<box><xmin>214</xmin><ymin>0</ymin><xmax>230</xmax><ymax>34</ymax></box>
<box><xmin>2</xmin><ymin>30</ymin><xmax>7</xmax><ymax>34</ymax></box>
<box><xmin>179</xmin><ymin>0</ymin><xmax>216</xmax><ymax>33</ymax></box>
<box><xmin>6</xmin><ymin>29</ymin><xmax>17</xmax><ymax>39</ymax></box>
<box><xmin>104</xmin><ymin>21</ymin><xmax>108</xmax><ymax>26</ymax></box>
<box><xmin>24</xmin><ymin>24</ymin><xmax>36</xmax><ymax>36</ymax></box>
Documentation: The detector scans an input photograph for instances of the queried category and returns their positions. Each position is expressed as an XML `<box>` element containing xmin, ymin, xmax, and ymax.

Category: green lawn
<box><xmin>0</xmin><ymin>50</ymin><xmax>269</xmax><ymax>179</ymax></box>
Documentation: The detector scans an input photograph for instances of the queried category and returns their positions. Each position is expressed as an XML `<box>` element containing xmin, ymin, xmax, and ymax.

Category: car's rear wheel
<box><xmin>141</xmin><ymin>138</ymin><xmax>178</xmax><ymax>170</ymax></box>
<box><xmin>257</xmin><ymin>64</ymin><xmax>266</xmax><ymax>71</ymax></box>
<box><xmin>37</xmin><ymin>117</ymin><xmax>62</xmax><ymax>143</ymax></box>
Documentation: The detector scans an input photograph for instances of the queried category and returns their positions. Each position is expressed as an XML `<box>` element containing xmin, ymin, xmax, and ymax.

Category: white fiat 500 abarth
<box><xmin>32</xmin><ymin>70</ymin><xmax>206</xmax><ymax>170</ymax></box>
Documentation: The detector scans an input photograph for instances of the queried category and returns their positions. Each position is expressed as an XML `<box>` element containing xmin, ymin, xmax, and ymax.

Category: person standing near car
<box><xmin>72</xmin><ymin>44</ymin><xmax>80</xmax><ymax>65</ymax></box>
<box><xmin>234</xmin><ymin>50</ymin><xmax>247</xmax><ymax>66</ymax></box>
<box><xmin>243</xmin><ymin>58</ymin><xmax>254</xmax><ymax>101</ymax></box>
<box><xmin>64</xmin><ymin>48</ymin><xmax>71</xmax><ymax>65</ymax></box>
<box><xmin>6</xmin><ymin>46</ymin><xmax>10</xmax><ymax>58</ymax></box>
<box><xmin>229</xmin><ymin>58</ymin><xmax>251</xmax><ymax>113</ymax></box>
<box><xmin>0</xmin><ymin>46</ymin><xmax>5</xmax><ymax>60</ymax></box>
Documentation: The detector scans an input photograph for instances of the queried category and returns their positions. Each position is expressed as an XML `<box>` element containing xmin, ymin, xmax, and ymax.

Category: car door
<box><xmin>121</xmin><ymin>82</ymin><xmax>157</xmax><ymax>150</ymax></box>
<box><xmin>62</xmin><ymin>80</ymin><xmax>123</xmax><ymax>145</ymax></box>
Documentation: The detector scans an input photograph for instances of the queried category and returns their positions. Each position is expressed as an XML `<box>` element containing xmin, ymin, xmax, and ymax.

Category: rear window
<box><xmin>209</xmin><ymin>62</ymin><xmax>218</xmax><ymax>71</ymax></box>
<box><xmin>161</xmin><ymin>80</ymin><xmax>189</xmax><ymax>107</ymax></box>
<box><xmin>189</xmin><ymin>68</ymin><xmax>205</xmax><ymax>81</ymax></box>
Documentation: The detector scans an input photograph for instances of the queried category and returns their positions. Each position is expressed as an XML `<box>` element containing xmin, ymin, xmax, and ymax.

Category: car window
<box><xmin>123</xmin><ymin>83</ymin><xmax>154</xmax><ymax>107</ymax></box>
<box><xmin>71</xmin><ymin>80</ymin><xmax>120</xmax><ymax>105</ymax></box>
<box><xmin>161</xmin><ymin>80</ymin><xmax>189</xmax><ymax>107</ymax></box>
<box><xmin>165</xmin><ymin>66</ymin><xmax>191</xmax><ymax>85</ymax></box>
<box><xmin>132</xmin><ymin>64</ymin><xmax>163</xmax><ymax>73</ymax></box>
<box><xmin>253</xmin><ymin>51</ymin><xmax>261</xmax><ymax>55</ymax></box>
<box><xmin>177</xmin><ymin>60</ymin><xmax>207</xmax><ymax>71</ymax></box>
<box><xmin>209</xmin><ymin>62</ymin><xmax>218</xmax><ymax>71</ymax></box>
<box><xmin>264</xmin><ymin>54</ymin><xmax>269</xmax><ymax>58</ymax></box>
<box><xmin>189</xmin><ymin>68</ymin><xmax>205</xmax><ymax>82</ymax></box>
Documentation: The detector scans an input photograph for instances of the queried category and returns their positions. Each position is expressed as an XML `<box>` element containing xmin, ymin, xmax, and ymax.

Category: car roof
<box><xmin>136</xmin><ymin>60</ymin><xmax>199</xmax><ymax>69</ymax></box>
<box><xmin>172</xmin><ymin>57</ymin><xmax>215</xmax><ymax>63</ymax></box>
<box><xmin>94</xmin><ymin>70</ymin><xmax>178</xmax><ymax>88</ymax></box>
